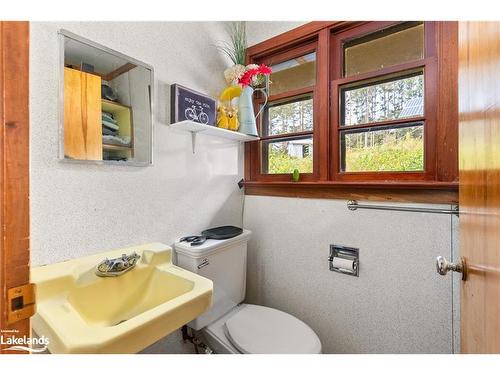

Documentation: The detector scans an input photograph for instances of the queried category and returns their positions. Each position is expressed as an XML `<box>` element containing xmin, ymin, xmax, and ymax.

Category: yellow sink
<box><xmin>31</xmin><ymin>243</ymin><xmax>213</xmax><ymax>353</ymax></box>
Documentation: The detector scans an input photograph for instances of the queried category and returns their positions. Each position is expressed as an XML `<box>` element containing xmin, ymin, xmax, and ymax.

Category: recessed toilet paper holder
<box><xmin>328</xmin><ymin>244</ymin><xmax>359</xmax><ymax>277</ymax></box>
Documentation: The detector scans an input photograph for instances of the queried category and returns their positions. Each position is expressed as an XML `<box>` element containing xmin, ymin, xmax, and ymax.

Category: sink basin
<box><xmin>31</xmin><ymin>243</ymin><xmax>213</xmax><ymax>353</ymax></box>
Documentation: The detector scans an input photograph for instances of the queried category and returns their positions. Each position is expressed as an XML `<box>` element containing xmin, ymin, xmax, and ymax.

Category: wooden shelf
<box><xmin>101</xmin><ymin>99</ymin><xmax>131</xmax><ymax>111</ymax></box>
<box><xmin>170</xmin><ymin>120</ymin><xmax>259</xmax><ymax>153</ymax></box>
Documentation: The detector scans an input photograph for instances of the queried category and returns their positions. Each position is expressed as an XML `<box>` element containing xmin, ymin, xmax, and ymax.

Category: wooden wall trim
<box><xmin>436</xmin><ymin>21</ymin><xmax>459</xmax><ymax>182</ymax></box>
<box><xmin>0</xmin><ymin>21</ymin><xmax>31</xmax><ymax>353</ymax></box>
<box><xmin>245</xmin><ymin>183</ymin><xmax>458</xmax><ymax>204</ymax></box>
<box><xmin>102</xmin><ymin>62</ymin><xmax>136</xmax><ymax>82</ymax></box>
<box><xmin>247</xmin><ymin>21</ymin><xmax>359</xmax><ymax>59</ymax></box>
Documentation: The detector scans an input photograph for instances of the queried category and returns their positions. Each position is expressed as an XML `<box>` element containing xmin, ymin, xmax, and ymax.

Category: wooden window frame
<box><xmin>331</xmin><ymin>21</ymin><xmax>436</xmax><ymax>182</ymax></box>
<box><xmin>244</xmin><ymin>21</ymin><xmax>458</xmax><ymax>203</ymax></box>
<box><xmin>252</xmin><ymin>41</ymin><xmax>319</xmax><ymax>182</ymax></box>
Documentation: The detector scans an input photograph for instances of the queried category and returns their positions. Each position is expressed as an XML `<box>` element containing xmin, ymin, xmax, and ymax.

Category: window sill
<box><xmin>243</xmin><ymin>180</ymin><xmax>459</xmax><ymax>204</ymax></box>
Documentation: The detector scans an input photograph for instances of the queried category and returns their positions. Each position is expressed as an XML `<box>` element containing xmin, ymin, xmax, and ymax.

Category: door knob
<box><xmin>436</xmin><ymin>256</ymin><xmax>467</xmax><ymax>280</ymax></box>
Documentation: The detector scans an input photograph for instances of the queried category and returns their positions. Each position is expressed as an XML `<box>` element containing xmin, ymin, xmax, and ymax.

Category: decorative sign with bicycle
<box><xmin>170</xmin><ymin>84</ymin><xmax>217</xmax><ymax>126</ymax></box>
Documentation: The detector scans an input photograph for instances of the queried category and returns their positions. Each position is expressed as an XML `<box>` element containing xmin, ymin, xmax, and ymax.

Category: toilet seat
<box><xmin>222</xmin><ymin>304</ymin><xmax>322</xmax><ymax>354</ymax></box>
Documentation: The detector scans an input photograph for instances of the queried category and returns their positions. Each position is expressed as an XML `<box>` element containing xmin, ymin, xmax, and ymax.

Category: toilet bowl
<box><xmin>202</xmin><ymin>304</ymin><xmax>322</xmax><ymax>354</ymax></box>
<box><xmin>174</xmin><ymin>230</ymin><xmax>322</xmax><ymax>354</ymax></box>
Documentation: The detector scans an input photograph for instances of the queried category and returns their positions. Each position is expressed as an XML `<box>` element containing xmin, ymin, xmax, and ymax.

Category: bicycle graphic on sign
<box><xmin>185</xmin><ymin>105</ymin><xmax>210</xmax><ymax>124</ymax></box>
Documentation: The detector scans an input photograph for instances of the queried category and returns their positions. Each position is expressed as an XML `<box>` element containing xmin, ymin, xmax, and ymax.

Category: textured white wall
<box><xmin>243</xmin><ymin>196</ymin><xmax>456</xmax><ymax>353</ymax></box>
<box><xmin>30</xmin><ymin>22</ymin><xmax>243</xmax><ymax>353</ymax></box>
<box><xmin>246</xmin><ymin>21</ymin><xmax>306</xmax><ymax>46</ymax></box>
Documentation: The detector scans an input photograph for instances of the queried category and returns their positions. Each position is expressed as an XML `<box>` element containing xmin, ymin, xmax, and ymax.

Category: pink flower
<box><xmin>238</xmin><ymin>64</ymin><xmax>272</xmax><ymax>88</ymax></box>
<box><xmin>258</xmin><ymin>64</ymin><xmax>272</xmax><ymax>75</ymax></box>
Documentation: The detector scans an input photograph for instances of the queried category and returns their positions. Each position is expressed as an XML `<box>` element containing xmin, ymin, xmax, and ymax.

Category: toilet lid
<box><xmin>223</xmin><ymin>305</ymin><xmax>322</xmax><ymax>354</ymax></box>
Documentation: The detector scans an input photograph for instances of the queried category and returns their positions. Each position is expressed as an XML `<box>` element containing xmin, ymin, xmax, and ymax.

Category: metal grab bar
<box><xmin>347</xmin><ymin>200</ymin><xmax>459</xmax><ymax>216</ymax></box>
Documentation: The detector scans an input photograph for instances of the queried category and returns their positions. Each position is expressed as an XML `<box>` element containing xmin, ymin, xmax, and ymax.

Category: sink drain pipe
<box><xmin>181</xmin><ymin>325</ymin><xmax>213</xmax><ymax>354</ymax></box>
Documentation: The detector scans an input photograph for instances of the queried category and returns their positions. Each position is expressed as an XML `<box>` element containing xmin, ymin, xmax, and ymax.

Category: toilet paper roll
<box><xmin>331</xmin><ymin>257</ymin><xmax>355</xmax><ymax>271</ymax></box>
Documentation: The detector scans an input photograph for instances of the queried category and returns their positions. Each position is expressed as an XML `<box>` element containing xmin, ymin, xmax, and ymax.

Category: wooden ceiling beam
<box><xmin>103</xmin><ymin>62</ymin><xmax>137</xmax><ymax>82</ymax></box>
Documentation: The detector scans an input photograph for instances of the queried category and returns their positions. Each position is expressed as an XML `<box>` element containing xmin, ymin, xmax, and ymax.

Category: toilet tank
<box><xmin>174</xmin><ymin>229</ymin><xmax>251</xmax><ymax>330</ymax></box>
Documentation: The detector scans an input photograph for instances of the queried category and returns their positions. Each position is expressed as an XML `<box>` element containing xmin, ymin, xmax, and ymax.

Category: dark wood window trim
<box><xmin>253</xmin><ymin>41</ymin><xmax>318</xmax><ymax>182</ymax></box>
<box><xmin>244</xmin><ymin>21</ymin><xmax>458</xmax><ymax>203</ymax></box>
<box><xmin>330</xmin><ymin>22</ymin><xmax>437</xmax><ymax>182</ymax></box>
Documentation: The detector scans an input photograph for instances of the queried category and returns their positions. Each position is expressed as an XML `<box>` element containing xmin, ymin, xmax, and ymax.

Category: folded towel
<box><xmin>102</xmin><ymin>127</ymin><xmax>117</xmax><ymax>136</ymax></box>
<box><xmin>102</xmin><ymin>111</ymin><xmax>114</xmax><ymax>118</ymax></box>
<box><xmin>102</xmin><ymin>112</ymin><xmax>117</xmax><ymax>123</ymax></box>
<box><xmin>102</xmin><ymin>120</ymin><xmax>119</xmax><ymax>131</ymax></box>
<box><xmin>103</xmin><ymin>135</ymin><xmax>131</xmax><ymax>146</ymax></box>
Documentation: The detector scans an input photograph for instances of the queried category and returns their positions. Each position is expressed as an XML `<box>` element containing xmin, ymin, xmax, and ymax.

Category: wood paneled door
<box><xmin>0</xmin><ymin>21</ymin><xmax>32</xmax><ymax>354</ymax></box>
<box><xmin>459</xmin><ymin>21</ymin><xmax>500</xmax><ymax>353</ymax></box>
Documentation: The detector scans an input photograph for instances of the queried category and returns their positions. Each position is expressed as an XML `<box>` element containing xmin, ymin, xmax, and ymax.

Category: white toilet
<box><xmin>174</xmin><ymin>229</ymin><xmax>322</xmax><ymax>354</ymax></box>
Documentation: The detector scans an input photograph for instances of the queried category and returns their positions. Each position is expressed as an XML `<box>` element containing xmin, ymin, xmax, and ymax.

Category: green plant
<box><xmin>217</xmin><ymin>22</ymin><xmax>247</xmax><ymax>65</ymax></box>
<box><xmin>345</xmin><ymin>136</ymin><xmax>423</xmax><ymax>172</ymax></box>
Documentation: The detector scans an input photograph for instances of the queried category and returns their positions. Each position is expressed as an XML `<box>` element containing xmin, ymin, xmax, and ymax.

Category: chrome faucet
<box><xmin>95</xmin><ymin>252</ymin><xmax>141</xmax><ymax>277</ymax></box>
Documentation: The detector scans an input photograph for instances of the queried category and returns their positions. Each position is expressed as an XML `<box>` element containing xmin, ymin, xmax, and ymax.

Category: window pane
<box><xmin>341</xmin><ymin>72</ymin><xmax>424</xmax><ymax>126</ymax></box>
<box><xmin>263</xmin><ymin>96</ymin><xmax>313</xmax><ymax>137</ymax></box>
<box><xmin>269</xmin><ymin>52</ymin><xmax>316</xmax><ymax>96</ymax></box>
<box><xmin>340</xmin><ymin>123</ymin><xmax>424</xmax><ymax>172</ymax></box>
<box><xmin>344</xmin><ymin>22</ymin><xmax>424</xmax><ymax>76</ymax></box>
<box><xmin>262</xmin><ymin>136</ymin><xmax>313</xmax><ymax>174</ymax></box>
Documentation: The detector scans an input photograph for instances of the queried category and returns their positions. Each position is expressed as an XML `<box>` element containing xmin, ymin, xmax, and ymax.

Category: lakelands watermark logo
<box><xmin>1</xmin><ymin>329</ymin><xmax>49</xmax><ymax>353</ymax></box>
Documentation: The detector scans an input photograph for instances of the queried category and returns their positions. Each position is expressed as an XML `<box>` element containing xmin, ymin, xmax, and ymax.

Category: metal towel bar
<box><xmin>347</xmin><ymin>200</ymin><xmax>459</xmax><ymax>216</ymax></box>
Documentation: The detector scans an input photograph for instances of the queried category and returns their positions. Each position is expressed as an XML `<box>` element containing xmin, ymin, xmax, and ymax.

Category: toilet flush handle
<box><xmin>197</xmin><ymin>258</ymin><xmax>210</xmax><ymax>269</ymax></box>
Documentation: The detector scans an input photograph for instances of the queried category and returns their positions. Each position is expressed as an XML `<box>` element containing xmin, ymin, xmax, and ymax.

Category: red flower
<box><xmin>239</xmin><ymin>68</ymin><xmax>258</xmax><ymax>87</ymax></box>
<box><xmin>238</xmin><ymin>64</ymin><xmax>272</xmax><ymax>87</ymax></box>
<box><xmin>258</xmin><ymin>64</ymin><xmax>272</xmax><ymax>75</ymax></box>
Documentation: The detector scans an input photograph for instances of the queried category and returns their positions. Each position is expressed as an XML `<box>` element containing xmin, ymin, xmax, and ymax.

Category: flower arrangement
<box><xmin>216</xmin><ymin>21</ymin><xmax>272</xmax><ymax>135</ymax></box>
<box><xmin>218</xmin><ymin>22</ymin><xmax>272</xmax><ymax>88</ymax></box>
<box><xmin>223</xmin><ymin>64</ymin><xmax>246</xmax><ymax>86</ymax></box>
<box><xmin>224</xmin><ymin>63</ymin><xmax>272</xmax><ymax>88</ymax></box>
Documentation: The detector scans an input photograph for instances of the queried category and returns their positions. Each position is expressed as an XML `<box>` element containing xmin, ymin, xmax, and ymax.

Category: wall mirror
<box><xmin>59</xmin><ymin>30</ymin><xmax>153</xmax><ymax>165</ymax></box>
